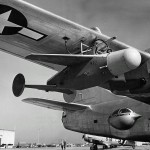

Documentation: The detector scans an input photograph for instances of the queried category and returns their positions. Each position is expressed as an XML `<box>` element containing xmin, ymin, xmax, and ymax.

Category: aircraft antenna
<box><xmin>106</xmin><ymin>36</ymin><xmax>116</xmax><ymax>45</ymax></box>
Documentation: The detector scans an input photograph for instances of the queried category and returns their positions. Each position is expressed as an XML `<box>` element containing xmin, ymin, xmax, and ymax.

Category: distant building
<box><xmin>136</xmin><ymin>141</ymin><xmax>148</xmax><ymax>146</ymax></box>
<box><xmin>0</xmin><ymin>129</ymin><xmax>15</xmax><ymax>148</ymax></box>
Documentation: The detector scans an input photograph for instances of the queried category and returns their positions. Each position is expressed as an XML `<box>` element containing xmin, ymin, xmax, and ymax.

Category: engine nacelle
<box><xmin>108</xmin><ymin>108</ymin><xmax>141</xmax><ymax>130</ymax></box>
<box><xmin>107</xmin><ymin>48</ymin><xmax>141</xmax><ymax>76</ymax></box>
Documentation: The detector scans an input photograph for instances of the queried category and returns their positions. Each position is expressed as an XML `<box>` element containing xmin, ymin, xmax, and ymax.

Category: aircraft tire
<box><xmin>103</xmin><ymin>145</ymin><xmax>108</xmax><ymax>149</ymax></box>
<box><xmin>132</xmin><ymin>145</ymin><xmax>135</xmax><ymax>149</ymax></box>
<box><xmin>90</xmin><ymin>144</ymin><xmax>97</xmax><ymax>150</ymax></box>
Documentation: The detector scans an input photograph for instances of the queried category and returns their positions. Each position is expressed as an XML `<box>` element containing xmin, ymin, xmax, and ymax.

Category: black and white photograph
<box><xmin>0</xmin><ymin>0</ymin><xmax>150</xmax><ymax>150</ymax></box>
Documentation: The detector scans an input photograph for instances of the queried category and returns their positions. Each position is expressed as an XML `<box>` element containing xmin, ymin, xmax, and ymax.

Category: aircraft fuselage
<box><xmin>62</xmin><ymin>98</ymin><xmax>150</xmax><ymax>142</ymax></box>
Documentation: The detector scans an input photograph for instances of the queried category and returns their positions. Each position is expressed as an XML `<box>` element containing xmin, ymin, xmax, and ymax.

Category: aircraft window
<box><xmin>111</xmin><ymin>109</ymin><xmax>119</xmax><ymax>116</ymax></box>
<box><xmin>111</xmin><ymin>108</ymin><xmax>131</xmax><ymax>117</ymax></box>
<box><xmin>119</xmin><ymin>108</ymin><xmax>131</xmax><ymax>114</ymax></box>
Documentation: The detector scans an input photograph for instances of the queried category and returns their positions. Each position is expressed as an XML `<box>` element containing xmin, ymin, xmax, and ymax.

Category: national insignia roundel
<box><xmin>0</xmin><ymin>4</ymin><xmax>46</xmax><ymax>41</ymax></box>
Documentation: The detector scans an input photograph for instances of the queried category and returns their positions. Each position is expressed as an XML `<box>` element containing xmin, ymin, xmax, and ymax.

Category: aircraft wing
<box><xmin>26</xmin><ymin>54</ymin><xmax>95</xmax><ymax>66</ymax></box>
<box><xmin>22</xmin><ymin>98</ymin><xmax>90</xmax><ymax>111</ymax></box>
<box><xmin>123</xmin><ymin>93</ymin><xmax>150</xmax><ymax>105</ymax></box>
<box><xmin>0</xmin><ymin>0</ymin><xmax>129</xmax><ymax>71</ymax></box>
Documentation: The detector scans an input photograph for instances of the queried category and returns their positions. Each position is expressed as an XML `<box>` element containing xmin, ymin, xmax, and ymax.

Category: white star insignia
<box><xmin>0</xmin><ymin>10</ymin><xmax>22</xmax><ymax>34</ymax></box>
<box><xmin>0</xmin><ymin>9</ymin><xmax>45</xmax><ymax>40</ymax></box>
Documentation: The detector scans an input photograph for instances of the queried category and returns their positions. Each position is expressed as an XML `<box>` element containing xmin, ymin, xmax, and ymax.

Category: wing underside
<box><xmin>0</xmin><ymin>0</ymin><xmax>128</xmax><ymax>71</ymax></box>
<box><xmin>23</xmin><ymin>98</ymin><xmax>90</xmax><ymax>111</ymax></box>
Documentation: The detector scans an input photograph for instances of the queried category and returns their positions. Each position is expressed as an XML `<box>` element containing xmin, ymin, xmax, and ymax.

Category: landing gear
<box><xmin>132</xmin><ymin>145</ymin><xmax>135</xmax><ymax>149</ymax></box>
<box><xmin>90</xmin><ymin>144</ymin><xmax>98</xmax><ymax>150</ymax></box>
<box><xmin>93</xmin><ymin>37</ymin><xmax>115</xmax><ymax>55</ymax></box>
<box><xmin>102</xmin><ymin>145</ymin><xmax>108</xmax><ymax>149</ymax></box>
<box><xmin>110</xmin><ymin>145</ymin><xmax>117</xmax><ymax>148</ymax></box>
<box><xmin>79</xmin><ymin>37</ymin><xmax>115</xmax><ymax>55</ymax></box>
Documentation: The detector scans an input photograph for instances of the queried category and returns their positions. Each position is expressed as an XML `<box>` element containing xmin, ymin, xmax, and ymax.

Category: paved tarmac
<box><xmin>4</xmin><ymin>146</ymin><xmax>150</xmax><ymax>150</ymax></box>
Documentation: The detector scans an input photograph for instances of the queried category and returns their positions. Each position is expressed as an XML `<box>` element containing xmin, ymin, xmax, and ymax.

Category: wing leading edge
<box><xmin>23</xmin><ymin>98</ymin><xmax>90</xmax><ymax>111</ymax></box>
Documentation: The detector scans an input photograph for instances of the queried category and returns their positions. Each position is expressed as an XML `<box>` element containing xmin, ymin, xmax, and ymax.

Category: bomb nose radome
<box><xmin>123</xmin><ymin>48</ymin><xmax>141</xmax><ymax>70</ymax></box>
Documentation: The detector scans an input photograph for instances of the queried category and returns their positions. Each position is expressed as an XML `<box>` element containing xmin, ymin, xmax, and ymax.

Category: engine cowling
<box><xmin>107</xmin><ymin>48</ymin><xmax>141</xmax><ymax>76</ymax></box>
<box><xmin>108</xmin><ymin>108</ymin><xmax>141</xmax><ymax>130</ymax></box>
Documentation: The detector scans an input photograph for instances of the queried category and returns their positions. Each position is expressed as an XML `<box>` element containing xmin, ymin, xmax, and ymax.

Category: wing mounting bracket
<box><xmin>80</xmin><ymin>36</ymin><xmax>116</xmax><ymax>55</ymax></box>
<box><xmin>80</xmin><ymin>40</ymin><xmax>91</xmax><ymax>54</ymax></box>
<box><xmin>62</xmin><ymin>36</ymin><xmax>91</xmax><ymax>55</ymax></box>
<box><xmin>62</xmin><ymin>36</ymin><xmax>72</xmax><ymax>54</ymax></box>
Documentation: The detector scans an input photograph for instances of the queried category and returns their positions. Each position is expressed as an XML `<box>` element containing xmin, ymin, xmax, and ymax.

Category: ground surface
<box><xmin>5</xmin><ymin>146</ymin><xmax>150</xmax><ymax>150</ymax></box>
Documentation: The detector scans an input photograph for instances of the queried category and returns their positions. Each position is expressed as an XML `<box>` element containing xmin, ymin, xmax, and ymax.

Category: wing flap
<box><xmin>23</xmin><ymin>98</ymin><xmax>90</xmax><ymax>111</ymax></box>
<box><xmin>26</xmin><ymin>54</ymin><xmax>96</xmax><ymax>66</ymax></box>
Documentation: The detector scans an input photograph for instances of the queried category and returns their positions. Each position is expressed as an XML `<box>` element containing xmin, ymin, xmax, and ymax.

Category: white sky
<box><xmin>0</xmin><ymin>0</ymin><xmax>150</xmax><ymax>144</ymax></box>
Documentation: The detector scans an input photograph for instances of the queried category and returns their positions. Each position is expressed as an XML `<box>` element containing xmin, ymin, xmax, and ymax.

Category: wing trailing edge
<box><xmin>26</xmin><ymin>50</ymin><xmax>150</xmax><ymax>67</ymax></box>
<box><xmin>22</xmin><ymin>98</ymin><xmax>90</xmax><ymax>111</ymax></box>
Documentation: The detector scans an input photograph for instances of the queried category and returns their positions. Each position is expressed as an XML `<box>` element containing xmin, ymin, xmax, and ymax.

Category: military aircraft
<box><xmin>82</xmin><ymin>134</ymin><xmax>136</xmax><ymax>149</ymax></box>
<box><xmin>83</xmin><ymin>134</ymin><xmax>120</xmax><ymax>149</ymax></box>
<box><xmin>1</xmin><ymin>1</ymin><xmax>150</xmax><ymax>149</ymax></box>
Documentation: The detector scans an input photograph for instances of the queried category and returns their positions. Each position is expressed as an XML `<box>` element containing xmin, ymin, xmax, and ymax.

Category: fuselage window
<box><xmin>119</xmin><ymin>108</ymin><xmax>131</xmax><ymax>115</ymax></box>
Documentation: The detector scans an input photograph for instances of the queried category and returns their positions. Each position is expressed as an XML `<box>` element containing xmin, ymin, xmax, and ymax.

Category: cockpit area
<box><xmin>110</xmin><ymin>108</ymin><xmax>132</xmax><ymax>118</ymax></box>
